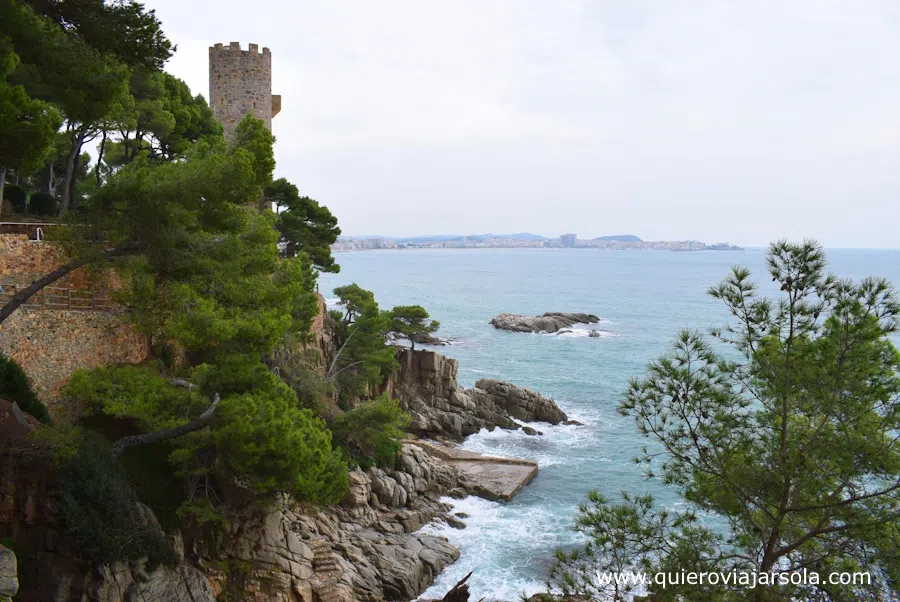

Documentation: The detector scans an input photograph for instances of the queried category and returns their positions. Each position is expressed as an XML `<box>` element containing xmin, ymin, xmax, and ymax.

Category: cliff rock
<box><xmin>489</xmin><ymin>312</ymin><xmax>599</xmax><ymax>333</ymax></box>
<box><xmin>391</xmin><ymin>349</ymin><xmax>568</xmax><ymax>440</ymax></box>
<box><xmin>0</xmin><ymin>545</ymin><xmax>16</xmax><ymax>602</ymax></box>
<box><xmin>0</xmin><ymin>443</ymin><xmax>465</xmax><ymax>602</ymax></box>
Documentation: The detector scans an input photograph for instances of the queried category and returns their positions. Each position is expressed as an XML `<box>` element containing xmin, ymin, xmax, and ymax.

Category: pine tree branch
<box><xmin>110</xmin><ymin>393</ymin><xmax>220</xmax><ymax>457</ymax></box>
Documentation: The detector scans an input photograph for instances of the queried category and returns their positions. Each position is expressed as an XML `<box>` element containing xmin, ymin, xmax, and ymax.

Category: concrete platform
<box><xmin>407</xmin><ymin>440</ymin><xmax>538</xmax><ymax>502</ymax></box>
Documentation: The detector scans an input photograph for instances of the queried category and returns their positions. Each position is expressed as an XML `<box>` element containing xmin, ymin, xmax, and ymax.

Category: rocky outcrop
<box><xmin>195</xmin><ymin>444</ymin><xmax>465</xmax><ymax>601</ymax></box>
<box><xmin>490</xmin><ymin>312</ymin><xmax>599</xmax><ymax>333</ymax></box>
<box><xmin>410</xmin><ymin>332</ymin><xmax>448</xmax><ymax>346</ymax></box>
<box><xmin>391</xmin><ymin>349</ymin><xmax>568</xmax><ymax>440</ymax></box>
<box><xmin>0</xmin><ymin>545</ymin><xmax>16</xmax><ymax>602</ymax></box>
<box><xmin>1</xmin><ymin>442</ymin><xmax>466</xmax><ymax>602</ymax></box>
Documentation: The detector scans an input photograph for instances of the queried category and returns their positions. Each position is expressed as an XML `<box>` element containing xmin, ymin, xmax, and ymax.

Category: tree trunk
<box><xmin>111</xmin><ymin>393</ymin><xmax>220</xmax><ymax>456</ymax></box>
<box><xmin>67</xmin><ymin>150</ymin><xmax>81</xmax><ymax>211</ymax></box>
<box><xmin>0</xmin><ymin>246</ymin><xmax>138</xmax><ymax>325</ymax></box>
<box><xmin>0</xmin><ymin>166</ymin><xmax>6</xmax><ymax>208</ymax></box>
<box><xmin>60</xmin><ymin>127</ymin><xmax>86</xmax><ymax>216</ymax></box>
<box><xmin>94</xmin><ymin>130</ymin><xmax>107</xmax><ymax>187</ymax></box>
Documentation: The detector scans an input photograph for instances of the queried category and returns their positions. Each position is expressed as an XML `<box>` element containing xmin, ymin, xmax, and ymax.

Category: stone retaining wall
<box><xmin>0</xmin><ymin>308</ymin><xmax>149</xmax><ymax>415</ymax></box>
<box><xmin>0</xmin><ymin>234</ymin><xmax>93</xmax><ymax>289</ymax></box>
<box><xmin>0</xmin><ymin>234</ymin><xmax>146</xmax><ymax>415</ymax></box>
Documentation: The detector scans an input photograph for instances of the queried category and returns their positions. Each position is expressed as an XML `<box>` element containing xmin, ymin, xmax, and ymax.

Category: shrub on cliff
<box><xmin>547</xmin><ymin>241</ymin><xmax>900</xmax><ymax>602</ymax></box>
<box><xmin>0</xmin><ymin>352</ymin><xmax>50</xmax><ymax>423</ymax></box>
<box><xmin>331</xmin><ymin>394</ymin><xmax>411</xmax><ymax>469</ymax></box>
<box><xmin>55</xmin><ymin>434</ymin><xmax>176</xmax><ymax>567</ymax></box>
<box><xmin>65</xmin><ymin>360</ymin><xmax>349</xmax><ymax>504</ymax></box>
<box><xmin>266</xmin><ymin>177</ymin><xmax>342</xmax><ymax>273</ymax></box>
<box><xmin>388</xmin><ymin>305</ymin><xmax>440</xmax><ymax>350</ymax></box>
<box><xmin>328</xmin><ymin>284</ymin><xmax>398</xmax><ymax>403</ymax></box>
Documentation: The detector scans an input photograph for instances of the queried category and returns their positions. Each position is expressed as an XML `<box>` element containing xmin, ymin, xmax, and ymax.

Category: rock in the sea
<box><xmin>445</xmin><ymin>515</ymin><xmax>466</xmax><ymax>529</ymax></box>
<box><xmin>391</xmin><ymin>349</ymin><xmax>569</xmax><ymax>441</ymax></box>
<box><xmin>490</xmin><ymin>312</ymin><xmax>599</xmax><ymax>333</ymax></box>
<box><xmin>411</xmin><ymin>332</ymin><xmax>449</xmax><ymax>346</ymax></box>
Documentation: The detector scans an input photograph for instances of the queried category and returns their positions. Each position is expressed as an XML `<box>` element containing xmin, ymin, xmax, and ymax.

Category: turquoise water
<box><xmin>319</xmin><ymin>248</ymin><xmax>900</xmax><ymax>601</ymax></box>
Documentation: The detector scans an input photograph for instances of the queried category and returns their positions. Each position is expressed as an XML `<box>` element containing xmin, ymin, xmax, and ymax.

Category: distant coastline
<box><xmin>331</xmin><ymin>233</ymin><xmax>744</xmax><ymax>253</ymax></box>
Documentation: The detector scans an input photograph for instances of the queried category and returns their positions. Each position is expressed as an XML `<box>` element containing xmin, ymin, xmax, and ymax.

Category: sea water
<box><xmin>318</xmin><ymin>247</ymin><xmax>900</xmax><ymax>601</ymax></box>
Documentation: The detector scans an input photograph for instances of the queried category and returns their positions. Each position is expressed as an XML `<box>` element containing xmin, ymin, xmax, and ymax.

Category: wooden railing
<box><xmin>0</xmin><ymin>283</ymin><xmax>116</xmax><ymax>312</ymax></box>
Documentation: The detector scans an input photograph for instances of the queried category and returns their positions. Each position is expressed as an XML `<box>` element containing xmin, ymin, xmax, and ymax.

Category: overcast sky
<box><xmin>145</xmin><ymin>0</ymin><xmax>900</xmax><ymax>247</ymax></box>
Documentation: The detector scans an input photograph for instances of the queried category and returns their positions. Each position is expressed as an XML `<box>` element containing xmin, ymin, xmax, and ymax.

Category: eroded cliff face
<box><xmin>0</xmin><ymin>443</ymin><xmax>468</xmax><ymax>602</ymax></box>
<box><xmin>0</xmin><ymin>346</ymin><xmax>567</xmax><ymax>602</ymax></box>
<box><xmin>391</xmin><ymin>348</ymin><xmax>569</xmax><ymax>441</ymax></box>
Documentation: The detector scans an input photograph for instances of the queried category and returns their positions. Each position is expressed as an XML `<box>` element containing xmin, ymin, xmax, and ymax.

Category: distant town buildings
<box><xmin>330</xmin><ymin>238</ymin><xmax>397</xmax><ymax>251</ymax></box>
<box><xmin>330</xmin><ymin>236</ymin><xmax>741</xmax><ymax>253</ymax></box>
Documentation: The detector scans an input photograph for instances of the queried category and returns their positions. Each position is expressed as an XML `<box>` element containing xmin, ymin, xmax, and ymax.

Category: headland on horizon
<box><xmin>331</xmin><ymin>232</ymin><xmax>744</xmax><ymax>252</ymax></box>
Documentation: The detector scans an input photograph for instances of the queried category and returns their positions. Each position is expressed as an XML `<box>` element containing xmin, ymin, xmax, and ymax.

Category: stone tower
<box><xmin>209</xmin><ymin>42</ymin><xmax>282</xmax><ymax>139</ymax></box>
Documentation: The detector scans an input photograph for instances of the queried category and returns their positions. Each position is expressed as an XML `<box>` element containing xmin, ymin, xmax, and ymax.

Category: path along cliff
<box><xmin>0</xmin><ymin>347</ymin><xmax>571</xmax><ymax>601</ymax></box>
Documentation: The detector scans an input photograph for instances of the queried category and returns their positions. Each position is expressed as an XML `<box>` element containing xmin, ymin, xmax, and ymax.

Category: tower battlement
<box><xmin>209</xmin><ymin>41</ymin><xmax>281</xmax><ymax>139</ymax></box>
<box><xmin>211</xmin><ymin>42</ymin><xmax>272</xmax><ymax>56</ymax></box>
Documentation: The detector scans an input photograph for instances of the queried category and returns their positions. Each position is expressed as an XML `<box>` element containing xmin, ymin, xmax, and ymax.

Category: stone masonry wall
<box><xmin>0</xmin><ymin>234</ymin><xmax>148</xmax><ymax>415</ymax></box>
<box><xmin>0</xmin><ymin>308</ymin><xmax>149</xmax><ymax>415</ymax></box>
<box><xmin>209</xmin><ymin>42</ymin><xmax>279</xmax><ymax>138</ymax></box>
<box><xmin>0</xmin><ymin>234</ymin><xmax>93</xmax><ymax>289</ymax></box>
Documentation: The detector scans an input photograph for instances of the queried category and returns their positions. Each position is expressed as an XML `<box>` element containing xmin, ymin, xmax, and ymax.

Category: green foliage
<box><xmin>55</xmin><ymin>434</ymin><xmax>176</xmax><ymax>567</ymax></box>
<box><xmin>333</xmin><ymin>283</ymin><xmax>375</xmax><ymax>322</ymax></box>
<box><xmin>101</xmin><ymin>70</ymin><xmax>222</xmax><ymax>171</ymax></box>
<box><xmin>331</xmin><ymin>394</ymin><xmax>410</xmax><ymax>469</ymax></box>
<box><xmin>1</xmin><ymin>0</ymin><xmax>177</xmax><ymax>213</ymax></box>
<box><xmin>27</xmin><ymin>190</ymin><xmax>57</xmax><ymax>216</ymax></box>
<box><xmin>388</xmin><ymin>305</ymin><xmax>440</xmax><ymax>349</ymax></box>
<box><xmin>329</xmin><ymin>284</ymin><xmax>397</xmax><ymax>401</ymax></box>
<box><xmin>157</xmin><ymin>73</ymin><xmax>222</xmax><ymax>160</ymax></box>
<box><xmin>0</xmin><ymin>352</ymin><xmax>50</xmax><ymax>423</ymax></box>
<box><xmin>21</xmin><ymin>0</ymin><xmax>173</xmax><ymax>71</ymax></box>
<box><xmin>231</xmin><ymin>114</ymin><xmax>275</xmax><ymax>199</ymax></box>
<box><xmin>65</xmin><ymin>364</ymin><xmax>207</xmax><ymax>430</ymax></box>
<box><xmin>2</xmin><ymin>183</ymin><xmax>27</xmax><ymax>212</ymax></box>
<box><xmin>270</xmin><ymin>335</ymin><xmax>334</xmax><ymax>416</ymax></box>
<box><xmin>549</xmin><ymin>241</ymin><xmax>900</xmax><ymax>602</ymax></box>
<box><xmin>0</xmin><ymin>0</ymin><xmax>356</xmax><ymax>532</ymax></box>
<box><xmin>176</xmin><ymin>498</ymin><xmax>230</xmax><ymax>553</ymax></box>
<box><xmin>119</xmin><ymin>439</ymin><xmax>185</xmax><ymax>531</ymax></box>
<box><xmin>66</xmin><ymin>359</ymin><xmax>348</xmax><ymax>504</ymax></box>
<box><xmin>267</xmin><ymin>177</ymin><xmax>341</xmax><ymax>273</ymax></box>
<box><xmin>211</xmin><ymin>383</ymin><xmax>348</xmax><ymax>501</ymax></box>
<box><xmin>0</xmin><ymin>38</ymin><xmax>61</xmax><ymax>179</ymax></box>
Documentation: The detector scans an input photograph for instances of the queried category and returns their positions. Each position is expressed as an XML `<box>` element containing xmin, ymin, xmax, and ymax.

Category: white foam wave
<box><xmin>417</xmin><ymin>496</ymin><xmax>582</xmax><ymax>601</ymax></box>
<box><xmin>458</xmin><ymin>420</ymin><xmax>605</xmax><ymax>469</ymax></box>
<box><xmin>555</xmin><ymin>327</ymin><xmax>616</xmax><ymax>338</ymax></box>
